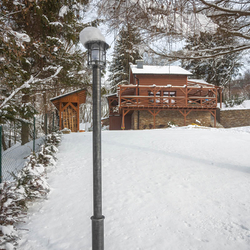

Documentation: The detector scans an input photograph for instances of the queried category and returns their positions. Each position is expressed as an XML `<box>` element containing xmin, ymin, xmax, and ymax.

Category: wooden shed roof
<box><xmin>50</xmin><ymin>89</ymin><xmax>86</xmax><ymax>110</ymax></box>
<box><xmin>50</xmin><ymin>89</ymin><xmax>86</xmax><ymax>101</ymax></box>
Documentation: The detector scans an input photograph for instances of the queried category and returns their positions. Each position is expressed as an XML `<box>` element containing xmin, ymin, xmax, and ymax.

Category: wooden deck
<box><xmin>108</xmin><ymin>84</ymin><xmax>222</xmax><ymax>129</ymax></box>
<box><xmin>118</xmin><ymin>85</ymin><xmax>219</xmax><ymax>110</ymax></box>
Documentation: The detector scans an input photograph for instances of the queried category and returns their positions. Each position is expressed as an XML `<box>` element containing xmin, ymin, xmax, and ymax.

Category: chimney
<box><xmin>136</xmin><ymin>60</ymin><xmax>143</xmax><ymax>69</ymax></box>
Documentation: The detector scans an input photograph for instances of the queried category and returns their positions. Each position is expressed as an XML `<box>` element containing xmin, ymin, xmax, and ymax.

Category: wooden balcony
<box><xmin>108</xmin><ymin>84</ymin><xmax>222</xmax><ymax>129</ymax></box>
<box><xmin>118</xmin><ymin>84</ymin><xmax>220</xmax><ymax>111</ymax></box>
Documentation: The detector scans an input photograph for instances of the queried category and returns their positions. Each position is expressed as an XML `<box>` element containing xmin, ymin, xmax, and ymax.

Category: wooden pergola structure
<box><xmin>51</xmin><ymin>89</ymin><xmax>86</xmax><ymax>132</ymax></box>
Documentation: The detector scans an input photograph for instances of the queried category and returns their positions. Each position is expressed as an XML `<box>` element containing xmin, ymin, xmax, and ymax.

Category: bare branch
<box><xmin>147</xmin><ymin>44</ymin><xmax>250</xmax><ymax>60</ymax></box>
<box><xmin>198</xmin><ymin>0</ymin><xmax>250</xmax><ymax>16</ymax></box>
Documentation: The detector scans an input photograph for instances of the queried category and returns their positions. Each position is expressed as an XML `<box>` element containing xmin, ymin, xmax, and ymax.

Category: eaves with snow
<box><xmin>187</xmin><ymin>79</ymin><xmax>215</xmax><ymax>87</ymax></box>
<box><xmin>130</xmin><ymin>64</ymin><xmax>192</xmax><ymax>75</ymax></box>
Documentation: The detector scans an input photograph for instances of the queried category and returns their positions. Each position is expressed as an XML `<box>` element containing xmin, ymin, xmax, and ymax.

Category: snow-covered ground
<box><xmin>220</xmin><ymin>100</ymin><xmax>250</xmax><ymax>110</ymax></box>
<box><xmin>17</xmin><ymin>126</ymin><xmax>250</xmax><ymax>250</ymax></box>
<box><xmin>2</xmin><ymin>137</ymin><xmax>45</xmax><ymax>181</ymax></box>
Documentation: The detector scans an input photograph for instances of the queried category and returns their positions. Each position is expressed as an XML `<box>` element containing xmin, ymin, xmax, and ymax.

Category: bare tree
<box><xmin>97</xmin><ymin>0</ymin><xmax>250</xmax><ymax>59</ymax></box>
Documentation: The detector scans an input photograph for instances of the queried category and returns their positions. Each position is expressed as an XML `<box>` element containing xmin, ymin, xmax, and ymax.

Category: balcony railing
<box><xmin>118</xmin><ymin>85</ymin><xmax>219</xmax><ymax>109</ymax></box>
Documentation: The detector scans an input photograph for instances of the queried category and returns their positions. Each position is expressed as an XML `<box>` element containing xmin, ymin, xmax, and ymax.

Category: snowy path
<box><xmin>18</xmin><ymin>127</ymin><xmax>250</xmax><ymax>250</ymax></box>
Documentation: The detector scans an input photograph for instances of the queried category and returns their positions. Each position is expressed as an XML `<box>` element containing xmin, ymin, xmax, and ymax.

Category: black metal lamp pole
<box><xmin>91</xmin><ymin>63</ymin><xmax>105</xmax><ymax>250</ymax></box>
<box><xmin>80</xmin><ymin>27</ymin><xmax>109</xmax><ymax>250</ymax></box>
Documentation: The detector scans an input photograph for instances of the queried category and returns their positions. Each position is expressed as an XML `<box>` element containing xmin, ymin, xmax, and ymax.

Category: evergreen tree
<box><xmin>108</xmin><ymin>25</ymin><xmax>141</xmax><ymax>93</ymax></box>
<box><xmin>0</xmin><ymin>0</ymin><xmax>92</xmax><ymax>145</ymax></box>
<box><xmin>181</xmin><ymin>30</ymin><xmax>242</xmax><ymax>87</ymax></box>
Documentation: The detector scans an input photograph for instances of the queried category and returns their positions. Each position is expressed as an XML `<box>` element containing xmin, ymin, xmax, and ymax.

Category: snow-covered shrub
<box><xmin>0</xmin><ymin>155</ymin><xmax>49</xmax><ymax>249</ymax></box>
<box><xmin>37</xmin><ymin>132</ymin><xmax>61</xmax><ymax>167</ymax></box>
<box><xmin>0</xmin><ymin>131</ymin><xmax>61</xmax><ymax>250</ymax></box>
<box><xmin>0</xmin><ymin>182</ymin><xmax>26</xmax><ymax>249</ymax></box>
<box><xmin>61</xmin><ymin>128</ymin><xmax>71</xmax><ymax>134</ymax></box>
<box><xmin>0</xmin><ymin>224</ymin><xmax>19</xmax><ymax>250</ymax></box>
<box><xmin>13</xmin><ymin>154</ymin><xmax>50</xmax><ymax>201</ymax></box>
<box><xmin>37</xmin><ymin>145</ymin><xmax>57</xmax><ymax>168</ymax></box>
<box><xmin>46</xmin><ymin>132</ymin><xmax>62</xmax><ymax>146</ymax></box>
<box><xmin>167</xmin><ymin>121</ymin><xmax>177</xmax><ymax>128</ymax></box>
<box><xmin>225</xmin><ymin>95</ymin><xmax>245</xmax><ymax>107</ymax></box>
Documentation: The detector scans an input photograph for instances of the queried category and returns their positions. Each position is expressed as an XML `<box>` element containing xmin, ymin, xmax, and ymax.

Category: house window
<box><xmin>148</xmin><ymin>91</ymin><xmax>161</xmax><ymax>96</ymax></box>
<box><xmin>148</xmin><ymin>91</ymin><xmax>161</xmax><ymax>103</ymax></box>
<box><xmin>163</xmin><ymin>91</ymin><xmax>176</xmax><ymax>104</ymax></box>
<box><xmin>163</xmin><ymin>91</ymin><xmax>176</xmax><ymax>97</ymax></box>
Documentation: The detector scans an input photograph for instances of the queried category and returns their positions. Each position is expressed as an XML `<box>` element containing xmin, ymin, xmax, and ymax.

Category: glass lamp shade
<box><xmin>85</xmin><ymin>41</ymin><xmax>109</xmax><ymax>68</ymax></box>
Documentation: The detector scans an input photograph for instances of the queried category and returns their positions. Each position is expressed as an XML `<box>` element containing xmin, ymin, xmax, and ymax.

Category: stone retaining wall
<box><xmin>220</xmin><ymin>109</ymin><xmax>250</xmax><ymax>128</ymax></box>
<box><xmin>131</xmin><ymin>110</ymin><xmax>212</xmax><ymax>129</ymax></box>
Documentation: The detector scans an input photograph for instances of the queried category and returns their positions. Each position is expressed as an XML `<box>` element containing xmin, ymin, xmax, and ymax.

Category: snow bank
<box><xmin>220</xmin><ymin>100</ymin><xmax>250</xmax><ymax>110</ymax></box>
<box><xmin>18</xmin><ymin>127</ymin><xmax>250</xmax><ymax>250</ymax></box>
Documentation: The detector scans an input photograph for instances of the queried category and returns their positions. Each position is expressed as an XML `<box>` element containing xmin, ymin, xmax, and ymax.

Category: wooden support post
<box><xmin>179</xmin><ymin>110</ymin><xmax>192</xmax><ymax>126</ymax></box>
<box><xmin>214</xmin><ymin>110</ymin><xmax>216</xmax><ymax>127</ymax></box>
<box><xmin>121</xmin><ymin>109</ymin><xmax>130</xmax><ymax>130</ymax></box>
<box><xmin>148</xmin><ymin>110</ymin><xmax>160</xmax><ymax>129</ymax></box>
<box><xmin>208</xmin><ymin>110</ymin><xmax>216</xmax><ymax>127</ymax></box>
<box><xmin>59</xmin><ymin>103</ymin><xmax>62</xmax><ymax>130</ymax></box>
<box><xmin>77</xmin><ymin>102</ymin><xmax>80</xmax><ymax>132</ymax></box>
<box><xmin>122</xmin><ymin>109</ymin><xmax>125</xmax><ymax>129</ymax></box>
<box><xmin>185</xmin><ymin>86</ymin><xmax>188</xmax><ymax>106</ymax></box>
<box><xmin>220</xmin><ymin>88</ymin><xmax>222</xmax><ymax>109</ymax></box>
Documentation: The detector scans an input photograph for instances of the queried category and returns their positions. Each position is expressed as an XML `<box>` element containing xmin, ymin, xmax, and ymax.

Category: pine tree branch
<box><xmin>0</xmin><ymin>10</ymin><xmax>23</xmax><ymax>20</ymax></box>
<box><xmin>0</xmin><ymin>67</ymin><xmax>63</xmax><ymax>110</ymax></box>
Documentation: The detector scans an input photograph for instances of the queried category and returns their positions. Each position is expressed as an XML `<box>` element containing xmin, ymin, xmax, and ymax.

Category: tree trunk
<box><xmin>21</xmin><ymin>93</ymin><xmax>30</xmax><ymax>145</ymax></box>
<box><xmin>43</xmin><ymin>92</ymin><xmax>48</xmax><ymax>134</ymax></box>
<box><xmin>2</xmin><ymin>129</ymin><xmax>7</xmax><ymax>151</ymax></box>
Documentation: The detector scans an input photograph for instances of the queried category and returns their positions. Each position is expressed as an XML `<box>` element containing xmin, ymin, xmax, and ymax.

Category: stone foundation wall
<box><xmin>220</xmin><ymin>109</ymin><xmax>250</xmax><ymax>128</ymax></box>
<box><xmin>131</xmin><ymin>110</ymin><xmax>212</xmax><ymax>129</ymax></box>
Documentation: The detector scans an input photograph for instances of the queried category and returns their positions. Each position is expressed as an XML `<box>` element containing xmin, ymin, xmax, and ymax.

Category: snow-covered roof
<box><xmin>188</xmin><ymin>79</ymin><xmax>215</xmax><ymax>87</ymax></box>
<box><xmin>130</xmin><ymin>65</ymin><xmax>192</xmax><ymax>75</ymax></box>
<box><xmin>50</xmin><ymin>89</ymin><xmax>86</xmax><ymax>101</ymax></box>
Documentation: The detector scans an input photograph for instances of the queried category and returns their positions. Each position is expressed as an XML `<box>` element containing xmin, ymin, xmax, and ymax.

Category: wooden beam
<box><xmin>77</xmin><ymin>102</ymin><xmax>80</xmax><ymax>132</ymax></box>
<box><xmin>220</xmin><ymin>88</ymin><xmax>222</xmax><ymax>108</ymax></box>
<box><xmin>179</xmin><ymin>110</ymin><xmax>192</xmax><ymax>126</ymax></box>
<box><xmin>121</xmin><ymin>109</ymin><xmax>130</xmax><ymax>130</ymax></box>
<box><xmin>62</xmin><ymin>102</ymin><xmax>77</xmax><ymax>112</ymax></box>
<box><xmin>59</xmin><ymin>102</ymin><xmax>62</xmax><ymax>130</ymax></box>
<box><xmin>209</xmin><ymin>110</ymin><xmax>217</xmax><ymax>127</ymax></box>
<box><xmin>148</xmin><ymin>110</ymin><xmax>161</xmax><ymax>128</ymax></box>
<box><xmin>185</xmin><ymin>86</ymin><xmax>188</xmax><ymax>106</ymax></box>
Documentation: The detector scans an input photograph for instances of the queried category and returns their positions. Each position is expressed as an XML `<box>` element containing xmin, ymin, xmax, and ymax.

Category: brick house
<box><xmin>107</xmin><ymin>61</ymin><xmax>222</xmax><ymax>130</ymax></box>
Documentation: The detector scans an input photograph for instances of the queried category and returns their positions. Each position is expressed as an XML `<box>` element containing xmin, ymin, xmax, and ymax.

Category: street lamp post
<box><xmin>80</xmin><ymin>27</ymin><xmax>109</xmax><ymax>250</ymax></box>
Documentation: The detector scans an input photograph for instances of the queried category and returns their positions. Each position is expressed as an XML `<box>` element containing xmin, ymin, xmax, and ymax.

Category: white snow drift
<box><xmin>18</xmin><ymin>126</ymin><xmax>250</xmax><ymax>250</ymax></box>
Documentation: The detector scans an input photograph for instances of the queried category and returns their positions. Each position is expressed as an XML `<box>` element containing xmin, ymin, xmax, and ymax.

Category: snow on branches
<box><xmin>98</xmin><ymin>0</ymin><xmax>250</xmax><ymax>59</ymax></box>
<box><xmin>0</xmin><ymin>66</ymin><xmax>63</xmax><ymax>110</ymax></box>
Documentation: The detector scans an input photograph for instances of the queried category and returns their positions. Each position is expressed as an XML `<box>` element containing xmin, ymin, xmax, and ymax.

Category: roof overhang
<box><xmin>130</xmin><ymin>64</ymin><xmax>192</xmax><ymax>75</ymax></box>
